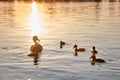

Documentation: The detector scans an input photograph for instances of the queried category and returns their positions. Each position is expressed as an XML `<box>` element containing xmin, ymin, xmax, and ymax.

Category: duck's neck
<box><xmin>75</xmin><ymin>46</ymin><xmax>77</xmax><ymax>49</ymax></box>
<box><xmin>74</xmin><ymin>47</ymin><xmax>77</xmax><ymax>51</ymax></box>
<box><xmin>33</xmin><ymin>40</ymin><xmax>38</xmax><ymax>44</ymax></box>
<box><xmin>93</xmin><ymin>56</ymin><xmax>96</xmax><ymax>60</ymax></box>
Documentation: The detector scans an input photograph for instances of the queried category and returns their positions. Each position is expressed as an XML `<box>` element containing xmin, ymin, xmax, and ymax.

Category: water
<box><xmin>0</xmin><ymin>1</ymin><xmax>120</xmax><ymax>80</ymax></box>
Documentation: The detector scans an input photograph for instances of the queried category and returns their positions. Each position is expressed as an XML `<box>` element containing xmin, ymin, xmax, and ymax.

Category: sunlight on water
<box><xmin>0</xmin><ymin>1</ymin><xmax>120</xmax><ymax>80</ymax></box>
<box><xmin>28</xmin><ymin>2</ymin><xmax>44</xmax><ymax>36</ymax></box>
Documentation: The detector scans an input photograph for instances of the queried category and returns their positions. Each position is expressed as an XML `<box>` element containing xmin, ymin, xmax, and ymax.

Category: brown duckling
<box><xmin>90</xmin><ymin>55</ymin><xmax>105</xmax><ymax>63</ymax></box>
<box><xmin>73</xmin><ymin>44</ymin><xmax>86</xmax><ymax>52</ymax></box>
<box><xmin>60</xmin><ymin>41</ymin><xmax>65</xmax><ymax>48</ymax></box>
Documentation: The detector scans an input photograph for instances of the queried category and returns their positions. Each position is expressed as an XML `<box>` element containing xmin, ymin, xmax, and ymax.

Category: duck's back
<box><xmin>96</xmin><ymin>58</ymin><xmax>105</xmax><ymax>63</ymax></box>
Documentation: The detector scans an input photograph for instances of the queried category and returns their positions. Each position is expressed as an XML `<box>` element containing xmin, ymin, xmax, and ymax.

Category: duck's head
<box><xmin>60</xmin><ymin>41</ymin><xmax>65</xmax><ymax>45</ymax></box>
<box><xmin>33</xmin><ymin>36</ymin><xmax>40</xmax><ymax>43</ymax></box>
<box><xmin>73</xmin><ymin>44</ymin><xmax>77</xmax><ymax>49</ymax></box>
<box><xmin>92</xmin><ymin>46</ymin><xmax>95</xmax><ymax>49</ymax></box>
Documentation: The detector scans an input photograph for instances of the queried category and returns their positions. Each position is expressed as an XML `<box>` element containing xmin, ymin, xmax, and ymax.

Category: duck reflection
<box><xmin>27</xmin><ymin>36</ymin><xmax>43</xmax><ymax>65</ymax></box>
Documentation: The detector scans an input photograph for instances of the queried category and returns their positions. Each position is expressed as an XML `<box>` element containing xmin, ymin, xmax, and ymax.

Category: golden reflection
<box><xmin>29</xmin><ymin>2</ymin><xmax>44</xmax><ymax>36</ymax></box>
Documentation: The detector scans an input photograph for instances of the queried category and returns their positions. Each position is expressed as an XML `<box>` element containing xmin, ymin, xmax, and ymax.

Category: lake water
<box><xmin>0</xmin><ymin>1</ymin><xmax>120</xmax><ymax>80</ymax></box>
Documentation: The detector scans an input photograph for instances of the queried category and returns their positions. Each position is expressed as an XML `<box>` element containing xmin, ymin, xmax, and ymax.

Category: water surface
<box><xmin>0</xmin><ymin>1</ymin><xmax>120</xmax><ymax>80</ymax></box>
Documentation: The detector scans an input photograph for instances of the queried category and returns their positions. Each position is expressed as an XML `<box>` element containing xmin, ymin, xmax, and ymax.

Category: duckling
<box><xmin>60</xmin><ymin>41</ymin><xmax>65</xmax><ymax>48</ymax></box>
<box><xmin>90</xmin><ymin>55</ymin><xmax>105</xmax><ymax>63</ymax></box>
<box><xmin>73</xmin><ymin>44</ymin><xmax>86</xmax><ymax>52</ymax></box>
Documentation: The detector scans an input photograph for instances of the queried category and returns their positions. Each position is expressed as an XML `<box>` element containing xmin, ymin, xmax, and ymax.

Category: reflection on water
<box><xmin>0</xmin><ymin>2</ymin><xmax>15</xmax><ymax>27</ymax></box>
<box><xmin>0</xmin><ymin>1</ymin><xmax>119</xmax><ymax>43</ymax></box>
<box><xmin>0</xmin><ymin>1</ymin><xmax>120</xmax><ymax>80</ymax></box>
<box><xmin>28</xmin><ymin>2</ymin><xmax>44</xmax><ymax>36</ymax></box>
<box><xmin>1</xmin><ymin>0</ymin><xmax>119</xmax><ymax>2</ymax></box>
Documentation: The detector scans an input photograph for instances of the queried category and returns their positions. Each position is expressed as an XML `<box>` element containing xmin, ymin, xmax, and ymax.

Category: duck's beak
<box><xmin>37</xmin><ymin>39</ymin><xmax>40</xmax><ymax>42</ymax></box>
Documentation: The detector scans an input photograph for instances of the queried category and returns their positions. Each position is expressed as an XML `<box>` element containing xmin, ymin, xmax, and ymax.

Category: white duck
<box><xmin>27</xmin><ymin>36</ymin><xmax>43</xmax><ymax>60</ymax></box>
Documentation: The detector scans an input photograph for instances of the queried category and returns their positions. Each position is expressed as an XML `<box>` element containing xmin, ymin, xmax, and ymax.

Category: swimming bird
<box><xmin>90</xmin><ymin>55</ymin><xmax>105</xmax><ymax>63</ymax></box>
<box><xmin>60</xmin><ymin>40</ymin><xmax>65</xmax><ymax>48</ymax></box>
<box><xmin>73</xmin><ymin>44</ymin><xmax>86</xmax><ymax>52</ymax></box>
<box><xmin>27</xmin><ymin>36</ymin><xmax>43</xmax><ymax>65</ymax></box>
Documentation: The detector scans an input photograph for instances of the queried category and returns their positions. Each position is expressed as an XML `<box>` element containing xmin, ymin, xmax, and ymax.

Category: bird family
<box><xmin>27</xmin><ymin>36</ymin><xmax>105</xmax><ymax>65</ymax></box>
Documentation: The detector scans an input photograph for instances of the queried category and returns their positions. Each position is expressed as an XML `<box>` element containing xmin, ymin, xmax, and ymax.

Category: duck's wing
<box><xmin>37</xmin><ymin>44</ymin><xmax>43</xmax><ymax>52</ymax></box>
<box><xmin>30</xmin><ymin>45</ymin><xmax>35</xmax><ymax>52</ymax></box>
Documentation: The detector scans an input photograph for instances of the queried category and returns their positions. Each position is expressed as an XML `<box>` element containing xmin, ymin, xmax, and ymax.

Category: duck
<box><xmin>60</xmin><ymin>40</ymin><xmax>65</xmax><ymax>48</ymax></box>
<box><xmin>73</xmin><ymin>44</ymin><xmax>86</xmax><ymax>52</ymax></box>
<box><xmin>27</xmin><ymin>36</ymin><xmax>43</xmax><ymax>65</ymax></box>
<box><xmin>90</xmin><ymin>55</ymin><xmax>105</xmax><ymax>63</ymax></box>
